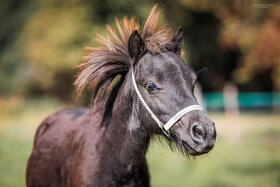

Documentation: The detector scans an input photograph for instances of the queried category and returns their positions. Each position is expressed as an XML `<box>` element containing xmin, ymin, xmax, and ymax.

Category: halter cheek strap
<box><xmin>131</xmin><ymin>68</ymin><xmax>204</xmax><ymax>138</ymax></box>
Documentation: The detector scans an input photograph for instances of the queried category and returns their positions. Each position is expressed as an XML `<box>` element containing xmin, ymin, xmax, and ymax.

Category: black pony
<box><xmin>26</xmin><ymin>6</ymin><xmax>216</xmax><ymax>187</ymax></box>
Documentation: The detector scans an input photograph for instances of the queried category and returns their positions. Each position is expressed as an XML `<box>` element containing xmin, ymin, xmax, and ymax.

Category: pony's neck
<box><xmin>106</xmin><ymin>76</ymin><xmax>150</xmax><ymax>159</ymax></box>
<box><xmin>95</xmin><ymin>76</ymin><xmax>150</xmax><ymax>183</ymax></box>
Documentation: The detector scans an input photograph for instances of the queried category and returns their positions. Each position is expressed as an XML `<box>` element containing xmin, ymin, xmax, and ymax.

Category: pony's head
<box><xmin>75</xmin><ymin>5</ymin><xmax>216</xmax><ymax>156</ymax></box>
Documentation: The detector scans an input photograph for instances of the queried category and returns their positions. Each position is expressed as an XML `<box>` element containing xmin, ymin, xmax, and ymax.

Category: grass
<box><xmin>0</xmin><ymin>99</ymin><xmax>279</xmax><ymax>187</ymax></box>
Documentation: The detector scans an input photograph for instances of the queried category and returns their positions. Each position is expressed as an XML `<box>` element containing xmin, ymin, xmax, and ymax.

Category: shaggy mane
<box><xmin>75</xmin><ymin>5</ymin><xmax>172</xmax><ymax>102</ymax></box>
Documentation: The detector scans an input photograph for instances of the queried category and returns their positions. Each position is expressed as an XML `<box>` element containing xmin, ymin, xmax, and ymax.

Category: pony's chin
<box><xmin>181</xmin><ymin>141</ymin><xmax>209</xmax><ymax>156</ymax></box>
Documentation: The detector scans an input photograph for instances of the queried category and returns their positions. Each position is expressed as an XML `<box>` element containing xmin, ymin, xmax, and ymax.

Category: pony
<box><xmin>26</xmin><ymin>5</ymin><xmax>216</xmax><ymax>187</ymax></box>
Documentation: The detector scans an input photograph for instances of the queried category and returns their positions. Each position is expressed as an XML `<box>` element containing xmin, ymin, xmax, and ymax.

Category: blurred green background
<box><xmin>0</xmin><ymin>0</ymin><xmax>280</xmax><ymax>186</ymax></box>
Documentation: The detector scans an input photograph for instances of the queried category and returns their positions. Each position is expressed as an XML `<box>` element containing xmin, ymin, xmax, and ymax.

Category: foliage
<box><xmin>0</xmin><ymin>0</ymin><xmax>280</xmax><ymax>100</ymax></box>
<box><xmin>234</xmin><ymin>6</ymin><xmax>280</xmax><ymax>91</ymax></box>
<box><xmin>0</xmin><ymin>0</ymin><xmax>34</xmax><ymax>95</ymax></box>
<box><xmin>156</xmin><ymin>0</ymin><xmax>280</xmax><ymax>91</ymax></box>
<box><xmin>19</xmin><ymin>0</ymin><xmax>91</xmax><ymax>99</ymax></box>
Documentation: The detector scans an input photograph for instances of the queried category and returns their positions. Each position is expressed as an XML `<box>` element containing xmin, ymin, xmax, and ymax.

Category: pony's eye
<box><xmin>145</xmin><ymin>82</ymin><xmax>157</xmax><ymax>93</ymax></box>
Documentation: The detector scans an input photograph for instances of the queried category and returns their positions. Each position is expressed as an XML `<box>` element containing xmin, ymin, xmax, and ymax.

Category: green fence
<box><xmin>204</xmin><ymin>92</ymin><xmax>280</xmax><ymax>110</ymax></box>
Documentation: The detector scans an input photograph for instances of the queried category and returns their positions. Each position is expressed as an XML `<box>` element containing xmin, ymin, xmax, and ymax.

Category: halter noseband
<box><xmin>131</xmin><ymin>67</ymin><xmax>204</xmax><ymax>138</ymax></box>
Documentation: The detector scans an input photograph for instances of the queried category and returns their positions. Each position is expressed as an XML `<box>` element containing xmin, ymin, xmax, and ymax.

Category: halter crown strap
<box><xmin>131</xmin><ymin>68</ymin><xmax>204</xmax><ymax>138</ymax></box>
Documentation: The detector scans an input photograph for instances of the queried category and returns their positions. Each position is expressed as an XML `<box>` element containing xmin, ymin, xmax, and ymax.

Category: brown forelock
<box><xmin>74</xmin><ymin>5</ymin><xmax>172</xmax><ymax>98</ymax></box>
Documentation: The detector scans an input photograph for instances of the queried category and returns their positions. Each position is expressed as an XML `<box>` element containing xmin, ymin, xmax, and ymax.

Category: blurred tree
<box><xmin>156</xmin><ymin>0</ymin><xmax>280</xmax><ymax>92</ymax></box>
<box><xmin>84</xmin><ymin>0</ymin><xmax>151</xmax><ymax>24</ymax></box>
<box><xmin>1</xmin><ymin>0</ymin><xmax>279</xmax><ymax>101</ymax></box>
<box><xmin>0</xmin><ymin>0</ymin><xmax>35</xmax><ymax>95</ymax></box>
<box><xmin>234</xmin><ymin>6</ymin><xmax>280</xmax><ymax>91</ymax></box>
<box><xmin>19</xmin><ymin>0</ymin><xmax>91</xmax><ymax>100</ymax></box>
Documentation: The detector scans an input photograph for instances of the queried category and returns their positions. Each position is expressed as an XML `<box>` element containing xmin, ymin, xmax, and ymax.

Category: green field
<box><xmin>0</xmin><ymin>99</ymin><xmax>279</xmax><ymax>187</ymax></box>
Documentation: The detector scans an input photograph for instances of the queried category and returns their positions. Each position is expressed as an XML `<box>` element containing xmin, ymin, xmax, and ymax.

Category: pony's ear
<box><xmin>128</xmin><ymin>30</ymin><xmax>145</xmax><ymax>63</ymax></box>
<box><xmin>166</xmin><ymin>27</ymin><xmax>183</xmax><ymax>55</ymax></box>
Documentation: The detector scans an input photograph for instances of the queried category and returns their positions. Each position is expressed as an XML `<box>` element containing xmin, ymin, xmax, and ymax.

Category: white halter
<box><xmin>131</xmin><ymin>67</ymin><xmax>204</xmax><ymax>138</ymax></box>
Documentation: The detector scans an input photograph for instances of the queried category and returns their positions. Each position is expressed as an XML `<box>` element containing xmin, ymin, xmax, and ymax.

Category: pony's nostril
<box><xmin>193</xmin><ymin>125</ymin><xmax>205</xmax><ymax>138</ymax></box>
<box><xmin>190</xmin><ymin>124</ymin><xmax>205</xmax><ymax>144</ymax></box>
